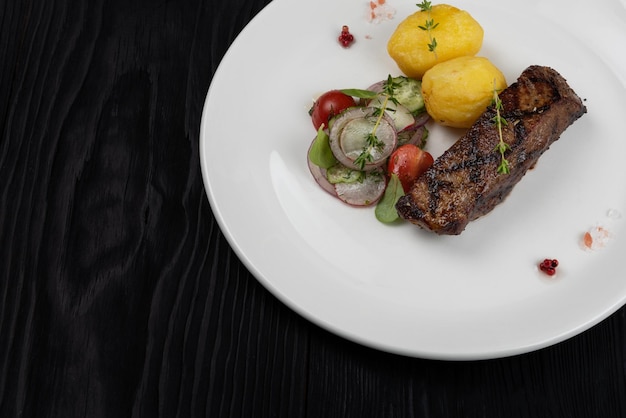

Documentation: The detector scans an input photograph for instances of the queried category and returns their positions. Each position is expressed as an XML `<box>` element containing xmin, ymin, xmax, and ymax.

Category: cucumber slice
<box><xmin>326</xmin><ymin>164</ymin><xmax>365</xmax><ymax>184</ymax></box>
<box><xmin>391</xmin><ymin>76</ymin><xmax>425</xmax><ymax>114</ymax></box>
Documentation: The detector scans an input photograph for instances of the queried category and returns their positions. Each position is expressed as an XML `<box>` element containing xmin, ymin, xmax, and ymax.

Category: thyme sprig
<box><xmin>416</xmin><ymin>1</ymin><xmax>439</xmax><ymax>58</ymax></box>
<box><xmin>382</xmin><ymin>74</ymin><xmax>402</xmax><ymax>100</ymax></box>
<box><xmin>354</xmin><ymin>130</ymin><xmax>385</xmax><ymax>169</ymax></box>
<box><xmin>347</xmin><ymin>76</ymin><xmax>400</xmax><ymax>170</ymax></box>
<box><xmin>491</xmin><ymin>81</ymin><xmax>510</xmax><ymax>175</ymax></box>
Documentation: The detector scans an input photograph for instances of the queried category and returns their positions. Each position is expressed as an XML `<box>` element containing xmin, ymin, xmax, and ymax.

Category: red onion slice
<box><xmin>412</xmin><ymin>111</ymin><xmax>430</xmax><ymax>127</ymax></box>
<box><xmin>397</xmin><ymin>125</ymin><xmax>426</xmax><ymax>147</ymax></box>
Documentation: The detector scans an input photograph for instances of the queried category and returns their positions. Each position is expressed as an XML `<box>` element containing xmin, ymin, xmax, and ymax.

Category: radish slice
<box><xmin>334</xmin><ymin>168</ymin><xmax>386</xmax><ymax>206</ymax></box>
<box><xmin>329</xmin><ymin>107</ymin><xmax>397</xmax><ymax>171</ymax></box>
<box><xmin>367</xmin><ymin>95</ymin><xmax>415</xmax><ymax>132</ymax></box>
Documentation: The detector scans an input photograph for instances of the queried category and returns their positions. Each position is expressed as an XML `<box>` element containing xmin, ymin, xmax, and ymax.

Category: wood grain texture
<box><xmin>1</xmin><ymin>0</ymin><xmax>625</xmax><ymax>417</ymax></box>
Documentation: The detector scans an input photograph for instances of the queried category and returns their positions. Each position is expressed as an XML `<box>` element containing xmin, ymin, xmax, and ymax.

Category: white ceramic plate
<box><xmin>200</xmin><ymin>0</ymin><xmax>626</xmax><ymax>359</ymax></box>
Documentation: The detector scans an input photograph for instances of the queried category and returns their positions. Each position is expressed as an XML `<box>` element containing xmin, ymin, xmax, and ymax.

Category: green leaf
<box><xmin>428</xmin><ymin>38</ymin><xmax>438</xmax><ymax>52</ymax></box>
<box><xmin>497</xmin><ymin>159</ymin><xmax>511</xmax><ymax>174</ymax></box>
<box><xmin>308</xmin><ymin>127</ymin><xmax>337</xmax><ymax>169</ymax></box>
<box><xmin>375</xmin><ymin>174</ymin><xmax>405</xmax><ymax>223</ymax></box>
<box><xmin>416</xmin><ymin>0</ymin><xmax>432</xmax><ymax>12</ymax></box>
<box><xmin>340</xmin><ymin>88</ymin><xmax>379</xmax><ymax>99</ymax></box>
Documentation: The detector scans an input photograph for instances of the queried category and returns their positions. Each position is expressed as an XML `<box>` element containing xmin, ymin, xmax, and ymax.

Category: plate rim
<box><xmin>200</xmin><ymin>0</ymin><xmax>626</xmax><ymax>360</ymax></box>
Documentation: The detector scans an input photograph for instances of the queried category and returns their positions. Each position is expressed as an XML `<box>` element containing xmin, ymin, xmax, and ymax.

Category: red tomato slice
<box><xmin>387</xmin><ymin>144</ymin><xmax>434</xmax><ymax>193</ymax></box>
<box><xmin>310</xmin><ymin>90</ymin><xmax>356</xmax><ymax>130</ymax></box>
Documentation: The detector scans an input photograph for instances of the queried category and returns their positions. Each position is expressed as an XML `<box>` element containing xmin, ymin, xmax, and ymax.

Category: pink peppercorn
<box><xmin>338</xmin><ymin>25</ymin><xmax>355</xmax><ymax>48</ymax></box>
<box><xmin>539</xmin><ymin>258</ymin><xmax>559</xmax><ymax>276</ymax></box>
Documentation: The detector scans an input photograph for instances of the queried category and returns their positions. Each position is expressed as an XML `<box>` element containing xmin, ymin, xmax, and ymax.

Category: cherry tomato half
<box><xmin>387</xmin><ymin>144</ymin><xmax>434</xmax><ymax>193</ymax></box>
<box><xmin>310</xmin><ymin>90</ymin><xmax>356</xmax><ymax>130</ymax></box>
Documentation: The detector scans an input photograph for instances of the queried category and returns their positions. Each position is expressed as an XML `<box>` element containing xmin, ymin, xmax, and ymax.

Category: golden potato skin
<box><xmin>421</xmin><ymin>56</ymin><xmax>506</xmax><ymax>128</ymax></box>
<box><xmin>387</xmin><ymin>4</ymin><xmax>484</xmax><ymax>79</ymax></box>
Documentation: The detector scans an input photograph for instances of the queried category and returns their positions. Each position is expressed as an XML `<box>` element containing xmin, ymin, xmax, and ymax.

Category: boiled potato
<box><xmin>387</xmin><ymin>4</ymin><xmax>483</xmax><ymax>79</ymax></box>
<box><xmin>421</xmin><ymin>56</ymin><xmax>506</xmax><ymax>128</ymax></box>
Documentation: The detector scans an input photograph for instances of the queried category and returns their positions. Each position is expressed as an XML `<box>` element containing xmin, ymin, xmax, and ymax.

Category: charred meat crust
<box><xmin>396</xmin><ymin>65</ymin><xmax>587</xmax><ymax>235</ymax></box>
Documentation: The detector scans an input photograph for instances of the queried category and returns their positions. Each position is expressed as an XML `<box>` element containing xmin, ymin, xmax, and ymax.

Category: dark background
<box><xmin>1</xmin><ymin>0</ymin><xmax>625</xmax><ymax>416</ymax></box>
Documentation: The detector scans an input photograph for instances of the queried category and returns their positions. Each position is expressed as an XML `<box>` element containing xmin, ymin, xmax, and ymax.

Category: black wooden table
<box><xmin>2</xmin><ymin>0</ymin><xmax>625</xmax><ymax>416</ymax></box>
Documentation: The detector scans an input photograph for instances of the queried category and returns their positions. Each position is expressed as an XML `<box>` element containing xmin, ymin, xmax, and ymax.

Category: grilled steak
<box><xmin>396</xmin><ymin>65</ymin><xmax>587</xmax><ymax>235</ymax></box>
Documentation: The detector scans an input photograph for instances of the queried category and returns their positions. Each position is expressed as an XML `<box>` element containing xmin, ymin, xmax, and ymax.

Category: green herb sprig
<box><xmin>354</xmin><ymin>131</ymin><xmax>385</xmax><ymax>170</ymax></box>
<box><xmin>341</xmin><ymin>76</ymin><xmax>401</xmax><ymax>170</ymax></box>
<box><xmin>491</xmin><ymin>81</ymin><xmax>510</xmax><ymax>175</ymax></box>
<box><xmin>416</xmin><ymin>1</ymin><xmax>439</xmax><ymax>58</ymax></box>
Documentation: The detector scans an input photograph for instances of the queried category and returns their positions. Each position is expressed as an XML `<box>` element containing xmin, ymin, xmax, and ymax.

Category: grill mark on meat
<box><xmin>396</xmin><ymin>66</ymin><xmax>587</xmax><ymax>235</ymax></box>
